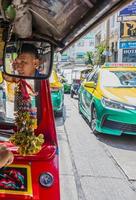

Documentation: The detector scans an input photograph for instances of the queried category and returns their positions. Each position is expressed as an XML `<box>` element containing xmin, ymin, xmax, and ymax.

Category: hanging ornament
<box><xmin>10</xmin><ymin>79</ymin><xmax>44</xmax><ymax>156</ymax></box>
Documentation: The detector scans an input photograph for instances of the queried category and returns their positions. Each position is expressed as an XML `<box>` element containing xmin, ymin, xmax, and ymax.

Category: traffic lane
<box><xmin>71</xmin><ymin>95</ymin><xmax>136</xmax><ymax>183</ymax></box>
<box><xmin>97</xmin><ymin>133</ymin><xmax>136</xmax><ymax>180</ymax></box>
<box><xmin>65</xmin><ymin>95</ymin><xmax>124</xmax><ymax>178</ymax></box>
<box><xmin>61</xmin><ymin>95</ymin><xmax>136</xmax><ymax>200</ymax></box>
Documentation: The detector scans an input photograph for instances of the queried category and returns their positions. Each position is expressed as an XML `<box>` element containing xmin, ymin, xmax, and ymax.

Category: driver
<box><xmin>13</xmin><ymin>43</ymin><xmax>41</xmax><ymax>77</ymax></box>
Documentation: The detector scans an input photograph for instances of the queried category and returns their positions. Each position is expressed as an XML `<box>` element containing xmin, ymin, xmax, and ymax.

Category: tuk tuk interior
<box><xmin>0</xmin><ymin>0</ymin><xmax>132</xmax><ymax>199</ymax></box>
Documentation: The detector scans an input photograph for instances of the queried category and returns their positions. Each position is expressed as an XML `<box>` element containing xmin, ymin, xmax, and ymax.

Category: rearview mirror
<box><xmin>3</xmin><ymin>40</ymin><xmax>54</xmax><ymax>79</ymax></box>
<box><xmin>84</xmin><ymin>81</ymin><xmax>96</xmax><ymax>88</ymax></box>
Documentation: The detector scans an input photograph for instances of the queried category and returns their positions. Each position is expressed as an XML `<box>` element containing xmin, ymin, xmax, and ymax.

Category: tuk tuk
<box><xmin>0</xmin><ymin>0</ymin><xmax>131</xmax><ymax>199</ymax></box>
<box><xmin>49</xmin><ymin>70</ymin><xmax>64</xmax><ymax>117</ymax></box>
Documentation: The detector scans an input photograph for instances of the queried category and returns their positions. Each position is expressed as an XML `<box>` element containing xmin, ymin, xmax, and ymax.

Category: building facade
<box><xmin>60</xmin><ymin>1</ymin><xmax>136</xmax><ymax>64</ymax></box>
<box><xmin>61</xmin><ymin>33</ymin><xmax>95</xmax><ymax>63</ymax></box>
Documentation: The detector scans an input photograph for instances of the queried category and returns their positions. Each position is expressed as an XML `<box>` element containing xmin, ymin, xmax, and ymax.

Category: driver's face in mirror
<box><xmin>13</xmin><ymin>43</ymin><xmax>40</xmax><ymax>77</ymax></box>
<box><xmin>5</xmin><ymin>42</ymin><xmax>52</xmax><ymax>78</ymax></box>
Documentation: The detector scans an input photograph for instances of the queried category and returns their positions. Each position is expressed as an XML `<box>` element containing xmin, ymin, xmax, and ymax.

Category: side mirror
<box><xmin>3</xmin><ymin>39</ymin><xmax>54</xmax><ymax>79</ymax></box>
<box><xmin>84</xmin><ymin>81</ymin><xmax>96</xmax><ymax>88</ymax></box>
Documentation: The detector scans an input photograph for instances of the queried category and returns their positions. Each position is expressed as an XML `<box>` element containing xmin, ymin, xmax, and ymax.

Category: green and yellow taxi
<box><xmin>49</xmin><ymin>70</ymin><xmax>64</xmax><ymax>116</ymax></box>
<box><xmin>63</xmin><ymin>81</ymin><xmax>71</xmax><ymax>94</ymax></box>
<box><xmin>78</xmin><ymin>63</ymin><xmax>136</xmax><ymax>136</ymax></box>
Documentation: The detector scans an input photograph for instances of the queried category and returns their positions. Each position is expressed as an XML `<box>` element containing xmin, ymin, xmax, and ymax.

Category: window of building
<box><xmin>89</xmin><ymin>40</ymin><xmax>95</xmax><ymax>46</ymax></box>
<box><xmin>76</xmin><ymin>52</ymin><xmax>85</xmax><ymax>58</ymax></box>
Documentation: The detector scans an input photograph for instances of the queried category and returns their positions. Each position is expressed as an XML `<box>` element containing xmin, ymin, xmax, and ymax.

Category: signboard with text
<box><xmin>119</xmin><ymin>41</ymin><xmax>136</xmax><ymax>49</ymax></box>
<box><xmin>119</xmin><ymin>1</ymin><xmax>136</xmax><ymax>16</ymax></box>
<box><xmin>123</xmin><ymin>49</ymin><xmax>136</xmax><ymax>62</ymax></box>
<box><xmin>120</xmin><ymin>21</ymin><xmax>136</xmax><ymax>38</ymax></box>
<box><xmin>117</xmin><ymin>15</ymin><xmax>136</xmax><ymax>22</ymax></box>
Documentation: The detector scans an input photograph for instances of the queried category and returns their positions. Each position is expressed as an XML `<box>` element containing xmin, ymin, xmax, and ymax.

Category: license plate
<box><xmin>0</xmin><ymin>164</ymin><xmax>32</xmax><ymax>195</ymax></box>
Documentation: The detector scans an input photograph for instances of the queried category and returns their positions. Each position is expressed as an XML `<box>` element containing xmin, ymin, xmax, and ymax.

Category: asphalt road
<box><xmin>56</xmin><ymin>94</ymin><xmax>136</xmax><ymax>200</ymax></box>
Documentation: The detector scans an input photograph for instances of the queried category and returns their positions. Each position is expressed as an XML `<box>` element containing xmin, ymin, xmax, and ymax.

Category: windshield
<box><xmin>101</xmin><ymin>70</ymin><xmax>136</xmax><ymax>88</ymax></box>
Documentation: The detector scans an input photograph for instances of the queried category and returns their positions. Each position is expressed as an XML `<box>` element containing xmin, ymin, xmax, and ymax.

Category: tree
<box><xmin>93</xmin><ymin>44</ymin><xmax>106</xmax><ymax>65</ymax></box>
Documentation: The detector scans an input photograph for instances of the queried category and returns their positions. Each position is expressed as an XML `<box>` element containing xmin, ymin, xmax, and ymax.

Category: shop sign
<box><xmin>119</xmin><ymin>1</ymin><xmax>136</xmax><ymax>16</ymax></box>
<box><xmin>122</xmin><ymin>48</ymin><xmax>136</xmax><ymax>62</ymax></box>
<box><xmin>119</xmin><ymin>41</ymin><xmax>136</xmax><ymax>49</ymax></box>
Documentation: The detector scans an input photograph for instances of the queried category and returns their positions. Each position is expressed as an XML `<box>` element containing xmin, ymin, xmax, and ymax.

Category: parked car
<box><xmin>63</xmin><ymin>81</ymin><xmax>71</xmax><ymax>94</ymax></box>
<box><xmin>50</xmin><ymin>70</ymin><xmax>64</xmax><ymax>117</ymax></box>
<box><xmin>78</xmin><ymin>63</ymin><xmax>136</xmax><ymax>136</ymax></box>
<box><xmin>0</xmin><ymin>0</ymin><xmax>130</xmax><ymax>199</ymax></box>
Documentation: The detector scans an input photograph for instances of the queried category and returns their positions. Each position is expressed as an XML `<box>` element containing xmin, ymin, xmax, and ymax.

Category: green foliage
<box><xmin>93</xmin><ymin>44</ymin><xmax>106</xmax><ymax>65</ymax></box>
<box><xmin>85</xmin><ymin>51</ymin><xmax>94</xmax><ymax>65</ymax></box>
<box><xmin>85</xmin><ymin>44</ymin><xmax>106</xmax><ymax>66</ymax></box>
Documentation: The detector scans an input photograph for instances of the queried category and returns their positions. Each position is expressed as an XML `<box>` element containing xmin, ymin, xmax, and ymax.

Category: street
<box><xmin>56</xmin><ymin>94</ymin><xmax>136</xmax><ymax>200</ymax></box>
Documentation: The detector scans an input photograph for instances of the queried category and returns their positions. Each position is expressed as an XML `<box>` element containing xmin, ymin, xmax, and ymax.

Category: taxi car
<box><xmin>50</xmin><ymin>70</ymin><xmax>64</xmax><ymax>117</ymax></box>
<box><xmin>78</xmin><ymin>63</ymin><xmax>136</xmax><ymax>136</ymax></box>
<box><xmin>64</xmin><ymin>81</ymin><xmax>71</xmax><ymax>94</ymax></box>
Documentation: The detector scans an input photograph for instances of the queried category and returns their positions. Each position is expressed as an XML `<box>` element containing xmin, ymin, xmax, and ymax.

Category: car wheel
<box><xmin>57</xmin><ymin>101</ymin><xmax>64</xmax><ymax>117</ymax></box>
<box><xmin>90</xmin><ymin>107</ymin><xmax>97</xmax><ymax>133</ymax></box>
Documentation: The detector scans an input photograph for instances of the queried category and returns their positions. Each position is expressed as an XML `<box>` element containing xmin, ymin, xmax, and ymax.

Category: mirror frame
<box><xmin>3</xmin><ymin>36</ymin><xmax>55</xmax><ymax>80</ymax></box>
